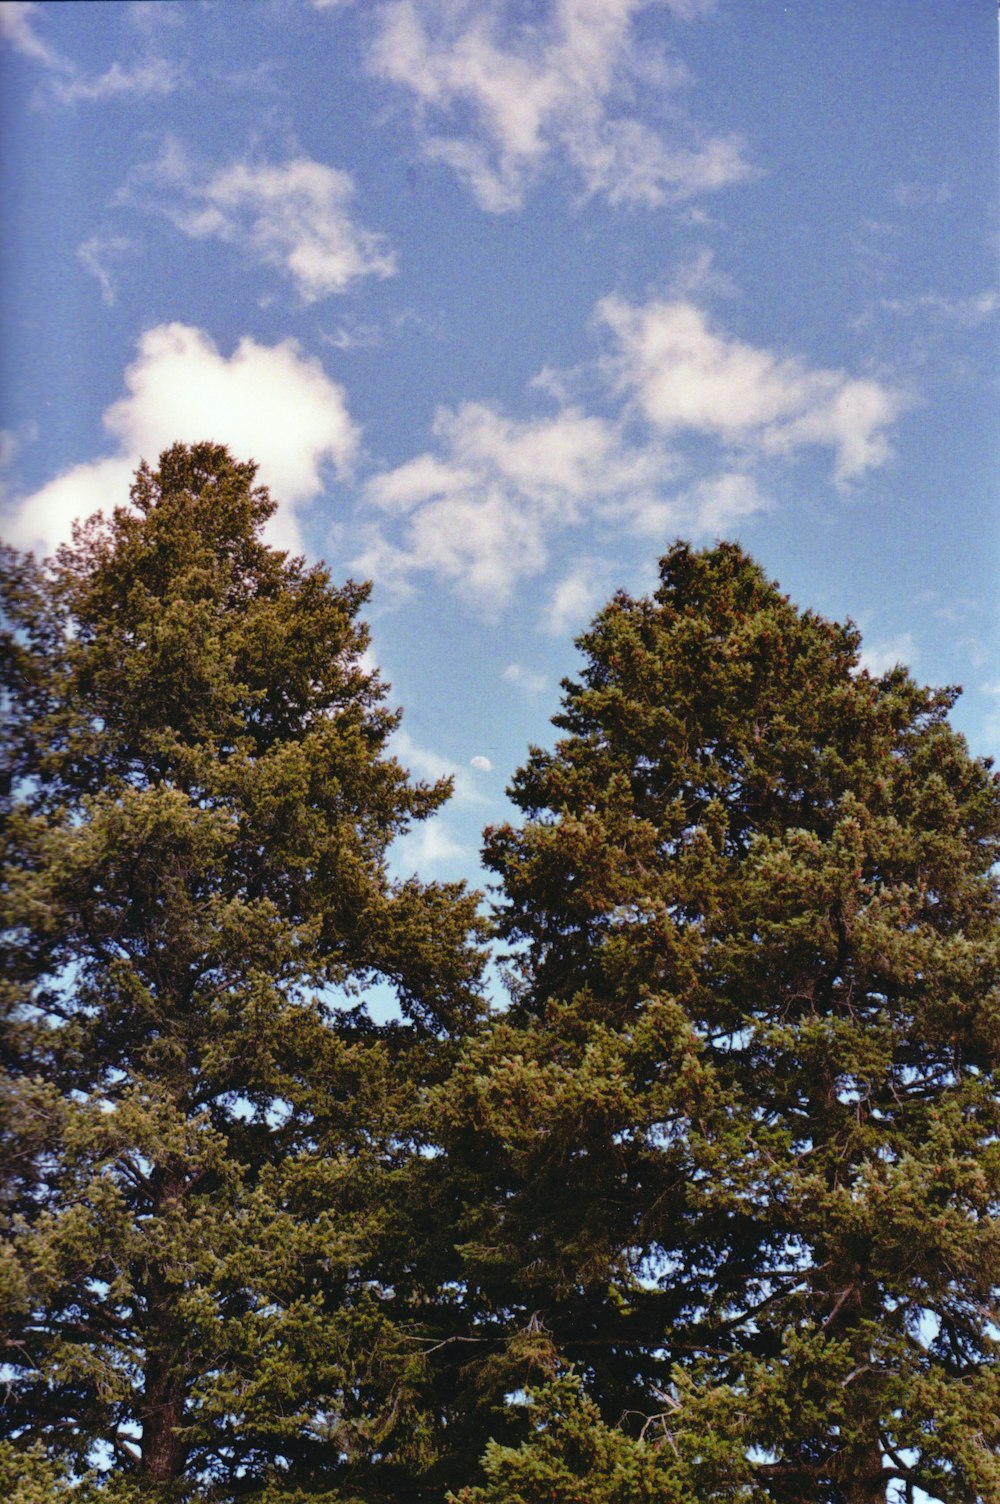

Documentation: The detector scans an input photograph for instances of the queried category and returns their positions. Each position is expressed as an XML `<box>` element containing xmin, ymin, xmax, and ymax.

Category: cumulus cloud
<box><xmin>599</xmin><ymin>296</ymin><xmax>903</xmax><ymax>484</ymax></box>
<box><xmin>355</xmin><ymin>288</ymin><xmax>898</xmax><ymax>615</ymax></box>
<box><xmin>364</xmin><ymin>0</ymin><xmax>751</xmax><ymax>211</ymax></box>
<box><xmin>4</xmin><ymin>324</ymin><xmax>359</xmax><ymax>557</ymax></box>
<box><xmin>620</xmin><ymin>468</ymin><xmax>767</xmax><ymax>540</ymax></box>
<box><xmin>356</xmin><ymin>401</ymin><xmax>684</xmax><ymax>608</ymax></box>
<box><xmin>126</xmin><ymin>140</ymin><xmax>397</xmax><ymax>301</ymax></box>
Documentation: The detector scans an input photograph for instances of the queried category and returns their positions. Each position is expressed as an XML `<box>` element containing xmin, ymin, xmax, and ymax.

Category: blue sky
<box><xmin>1</xmin><ymin>0</ymin><xmax>997</xmax><ymax>889</ymax></box>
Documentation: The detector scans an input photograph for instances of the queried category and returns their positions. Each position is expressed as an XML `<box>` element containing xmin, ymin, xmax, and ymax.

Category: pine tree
<box><xmin>0</xmin><ymin>444</ymin><xmax>485</xmax><ymax>1502</ymax></box>
<box><xmin>446</xmin><ymin>542</ymin><xmax>1000</xmax><ymax>1503</ymax></box>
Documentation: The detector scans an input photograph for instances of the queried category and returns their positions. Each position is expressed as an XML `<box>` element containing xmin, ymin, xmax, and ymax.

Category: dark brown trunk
<box><xmin>814</xmin><ymin>1256</ymin><xmax>885</xmax><ymax>1504</ymax></box>
<box><xmin>140</xmin><ymin>1356</ymin><xmax>186</xmax><ymax>1485</ymax></box>
<box><xmin>139</xmin><ymin>1164</ymin><xmax>189</xmax><ymax>1488</ymax></box>
<box><xmin>840</xmin><ymin>1436</ymin><xmax>886</xmax><ymax>1504</ymax></box>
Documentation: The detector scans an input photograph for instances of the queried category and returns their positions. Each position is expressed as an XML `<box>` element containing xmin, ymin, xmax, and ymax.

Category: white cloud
<box><xmin>392</xmin><ymin>814</ymin><xmax>469</xmax><ymax>876</ymax></box>
<box><xmin>126</xmin><ymin>141</ymin><xmax>396</xmax><ymax>301</ymax></box>
<box><xmin>543</xmin><ymin>562</ymin><xmax>605</xmax><ymax>636</ymax></box>
<box><xmin>893</xmin><ymin>181</ymin><xmax>951</xmax><ymax>210</ymax></box>
<box><xmin>129</xmin><ymin>1</ymin><xmax>184</xmax><ymax>30</ymax></box>
<box><xmin>503</xmin><ymin>661</ymin><xmax>548</xmax><ymax>694</ymax></box>
<box><xmin>4</xmin><ymin>324</ymin><xmax>359</xmax><ymax>557</ymax></box>
<box><xmin>687</xmin><ymin>470</ymin><xmax>767</xmax><ymax>532</ymax></box>
<box><xmin>0</xmin><ymin>423</ymin><xmax>36</xmax><ymax>474</ymax></box>
<box><xmin>357</xmin><ymin>400</ymin><xmax>679</xmax><ymax>608</ymax></box>
<box><xmin>77</xmin><ymin>234</ymin><xmax>133</xmax><ymax>305</ymax></box>
<box><xmin>881</xmin><ymin>291</ymin><xmax>999</xmax><ymax>327</ymax></box>
<box><xmin>389</xmin><ymin>728</ymin><xmax>488</xmax><ymax>807</ymax></box>
<box><xmin>856</xmin><ymin>633</ymin><xmax>916</xmax><ymax>678</ymax></box>
<box><xmin>0</xmin><ymin>1</ymin><xmax>61</xmax><ymax>66</ymax></box>
<box><xmin>365</xmin><ymin>0</ymin><xmax>751</xmax><ymax>211</ymax></box>
<box><xmin>667</xmin><ymin>246</ymin><xmax>738</xmax><ymax>301</ymax></box>
<box><xmin>390</xmin><ymin>727</ymin><xmax>457</xmax><ymax>788</ymax></box>
<box><xmin>599</xmin><ymin>297</ymin><xmax>903</xmax><ymax>485</ymax></box>
<box><xmin>355</xmin><ymin>288</ymin><xmax>895</xmax><ymax>620</ymax></box>
<box><xmin>52</xmin><ymin>56</ymin><xmax>178</xmax><ymax>105</ymax></box>
<box><xmin>620</xmin><ymin>468</ymin><xmax>767</xmax><ymax>540</ymax></box>
<box><xmin>1</xmin><ymin>3</ymin><xmax>179</xmax><ymax>103</ymax></box>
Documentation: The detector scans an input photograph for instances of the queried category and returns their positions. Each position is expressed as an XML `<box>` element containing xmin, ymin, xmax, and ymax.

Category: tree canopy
<box><xmin>2</xmin><ymin>473</ymin><xmax>997</xmax><ymax>1503</ymax></box>
<box><xmin>0</xmin><ymin>444</ymin><xmax>485</xmax><ymax>1501</ymax></box>
<box><xmin>445</xmin><ymin>540</ymin><xmax>1000</xmax><ymax>1504</ymax></box>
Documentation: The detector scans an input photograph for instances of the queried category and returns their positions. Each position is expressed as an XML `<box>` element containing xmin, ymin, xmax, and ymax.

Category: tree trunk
<box><xmin>840</xmin><ymin>1436</ymin><xmax>886</xmax><ymax>1504</ymax></box>
<box><xmin>139</xmin><ymin>1164</ymin><xmax>189</xmax><ymax>1488</ymax></box>
<box><xmin>140</xmin><ymin>1355</ymin><xmax>186</xmax><ymax>1486</ymax></box>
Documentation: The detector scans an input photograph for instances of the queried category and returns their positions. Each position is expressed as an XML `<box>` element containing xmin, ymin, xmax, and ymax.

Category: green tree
<box><xmin>445</xmin><ymin>542</ymin><xmax>1000</xmax><ymax>1503</ymax></box>
<box><xmin>0</xmin><ymin>444</ymin><xmax>485</xmax><ymax>1501</ymax></box>
<box><xmin>448</xmin><ymin>1368</ymin><xmax>758</xmax><ymax>1504</ymax></box>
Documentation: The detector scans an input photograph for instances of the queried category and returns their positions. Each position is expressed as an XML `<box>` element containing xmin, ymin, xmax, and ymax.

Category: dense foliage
<box><xmin>446</xmin><ymin>541</ymin><xmax>1000</xmax><ymax>1504</ymax></box>
<box><xmin>3</xmin><ymin>465</ymin><xmax>997</xmax><ymax>1503</ymax></box>
<box><xmin>0</xmin><ymin>445</ymin><xmax>485</xmax><ymax>1501</ymax></box>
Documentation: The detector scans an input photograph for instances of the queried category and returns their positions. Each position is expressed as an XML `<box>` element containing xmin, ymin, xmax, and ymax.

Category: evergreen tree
<box><xmin>0</xmin><ymin>444</ymin><xmax>485</xmax><ymax>1502</ymax></box>
<box><xmin>446</xmin><ymin>542</ymin><xmax>1000</xmax><ymax>1503</ymax></box>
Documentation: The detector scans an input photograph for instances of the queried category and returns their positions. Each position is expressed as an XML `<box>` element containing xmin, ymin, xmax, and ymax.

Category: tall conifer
<box><xmin>449</xmin><ymin>541</ymin><xmax>1000</xmax><ymax>1503</ymax></box>
<box><xmin>0</xmin><ymin>444</ymin><xmax>485</xmax><ymax>1502</ymax></box>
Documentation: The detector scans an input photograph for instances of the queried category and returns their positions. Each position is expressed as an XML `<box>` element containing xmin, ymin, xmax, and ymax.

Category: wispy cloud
<box><xmin>51</xmin><ymin>56</ymin><xmax>178</xmax><ymax>105</ymax></box>
<box><xmin>392</xmin><ymin>814</ymin><xmax>470</xmax><ymax>876</ymax></box>
<box><xmin>77</xmin><ymin>234</ymin><xmax>134</xmax><ymax>305</ymax></box>
<box><xmin>125</xmin><ymin>140</ymin><xmax>397</xmax><ymax>300</ymax></box>
<box><xmin>128</xmin><ymin>1</ymin><xmax>185</xmax><ymax>32</ymax></box>
<box><xmin>503</xmin><ymin>661</ymin><xmax>548</xmax><ymax>695</ymax></box>
<box><xmin>0</xmin><ymin>1</ymin><xmax>178</xmax><ymax>103</ymax></box>
<box><xmin>855</xmin><ymin>633</ymin><xmax>916</xmax><ymax>678</ymax></box>
<box><xmin>4</xmin><ymin>325</ymin><xmax>359</xmax><ymax>558</ymax></box>
<box><xmin>390</xmin><ymin>728</ymin><xmax>488</xmax><ymax>807</ymax></box>
<box><xmin>0</xmin><ymin>1</ymin><xmax>62</xmax><ymax>67</ymax></box>
<box><xmin>543</xmin><ymin>561</ymin><xmax>607</xmax><ymax>636</ymax></box>
<box><xmin>893</xmin><ymin>180</ymin><xmax>951</xmax><ymax>210</ymax></box>
<box><xmin>599</xmin><ymin>296</ymin><xmax>904</xmax><ymax>485</ymax></box>
<box><xmin>363</xmin><ymin>0</ymin><xmax>751</xmax><ymax>211</ymax></box>
<box><xmin>386</xmin><ymin>728</ymin><xmax>489</xmax><ymax>875</ymax></box>
<box><xmin>880</xmin><ymin>291</ymin><xmax>999</xmax><ymax>328</ymax></box>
